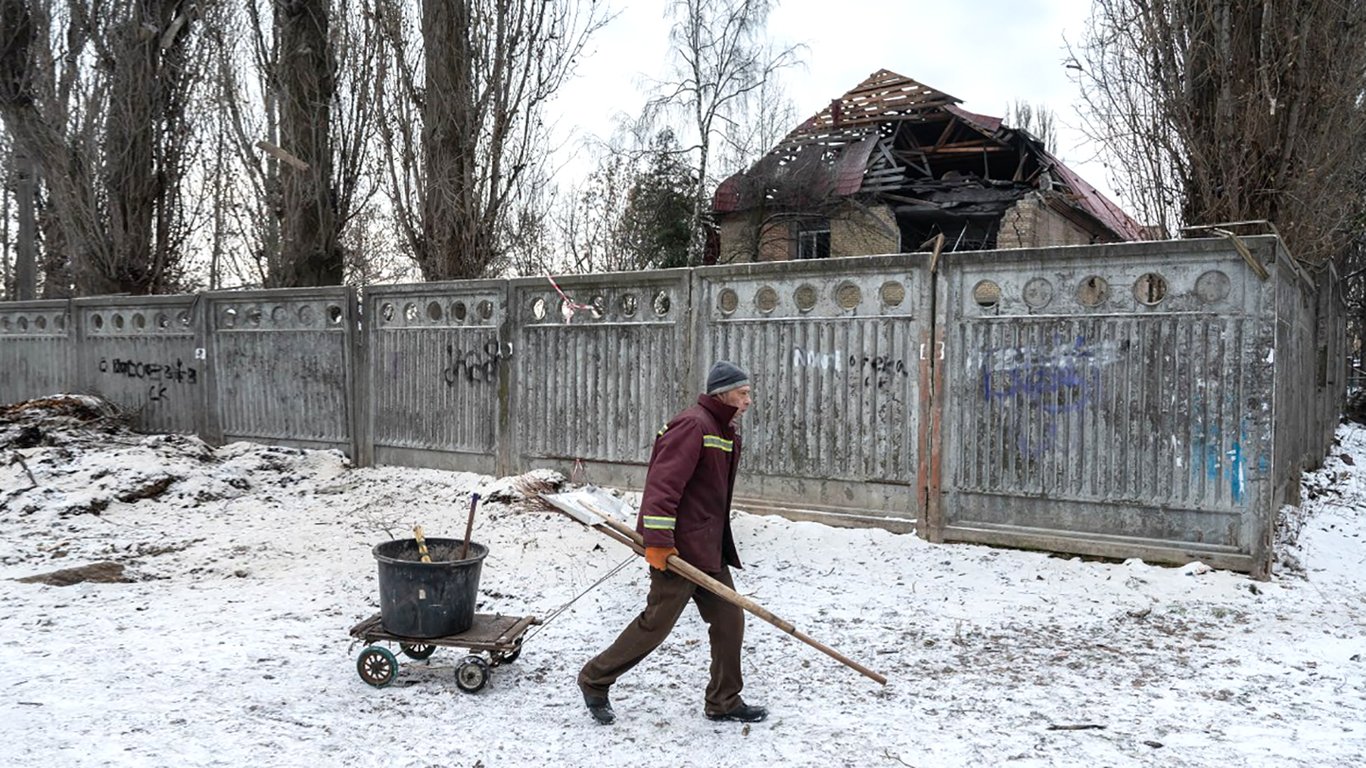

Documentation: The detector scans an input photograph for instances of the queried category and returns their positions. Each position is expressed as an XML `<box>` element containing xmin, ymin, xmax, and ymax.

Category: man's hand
<box><xmin>645</xmin><ymin>546</ymin><xmax>678</xmax><ymax>571</ymax></box>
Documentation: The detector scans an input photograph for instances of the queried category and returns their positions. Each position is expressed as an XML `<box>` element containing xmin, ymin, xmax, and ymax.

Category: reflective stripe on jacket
<box><xmin>636</xmin><ymin>394</ymin><xmax>742</xmax><ymax>572</ymax></box>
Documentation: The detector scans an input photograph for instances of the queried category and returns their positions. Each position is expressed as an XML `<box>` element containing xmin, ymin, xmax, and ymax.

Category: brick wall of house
<box><xmin>831</xmin><ymin>203</ymin><xmax>899</xmax><ymax>257</ymax></box>
<box><xmin>996</xmin><ymin>194</ymin><xmax>1097</xmax><ymax>249</ymax></box>
<box><xmin>716</xmin><ymin>213</ymin><xmax>793</xmax><ymax>263</ymax></box>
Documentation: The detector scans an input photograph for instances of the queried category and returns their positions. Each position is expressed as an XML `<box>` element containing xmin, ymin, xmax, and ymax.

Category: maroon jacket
<box><xmin>636</xmin><ymin>395</ymin><xmax>742</xmax><ymax>572</ymax></box>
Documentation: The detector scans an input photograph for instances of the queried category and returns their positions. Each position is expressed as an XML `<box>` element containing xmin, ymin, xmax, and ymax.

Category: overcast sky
<box><xmin>551</xmin><ymin>0</ymin><xmax>1126</xmax><ymax>211</ymax></box>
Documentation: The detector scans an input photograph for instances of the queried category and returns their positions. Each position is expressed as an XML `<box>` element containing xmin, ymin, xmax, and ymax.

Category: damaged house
<box><xmin>712</xmin><ymin>69</ymin><xmax>1145</xmax><ymax>263</ymax></box>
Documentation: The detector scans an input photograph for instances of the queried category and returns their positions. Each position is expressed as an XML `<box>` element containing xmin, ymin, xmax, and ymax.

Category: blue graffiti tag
<box><xmin>981</xmin><ymin>335</ymin><xmax>1110</xmax><ymax>458</ymax></box>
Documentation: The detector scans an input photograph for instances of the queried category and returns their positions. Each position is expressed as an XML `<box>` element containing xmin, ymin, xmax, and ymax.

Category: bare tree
<box><xmin>274</xmin><ymin>0</ymin><xmax>339</xmax><ymax>286</ymax></box>
<box><xmin>649</xmin><ymin>0</ymin><xmax>801</xmax><ymax>265</ymax></box>
<box><xmin>373</xmin><ymin>0</ymin><xmax>608</xmax><ymax>281</ymax></box>
<box><xmin>1</xmin><ymin>0</ymin><xmax>206</xmax><ymax>297</ymax></box>
<box><xmin>1006</xmin><ymin>101</ymin><xmax>1057</xmax><ymax>154</ymax></box>
<box><xmin>1068</xmin><ymin>0</ymin><xmax>1366</xmax><ymax>261</ymax></box>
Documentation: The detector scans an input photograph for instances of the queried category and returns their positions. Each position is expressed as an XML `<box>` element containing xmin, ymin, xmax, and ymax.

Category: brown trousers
<box><xmin>578</xmin><ymin>566</ymin><xmax>745</xmax><ymax>715</ymax></box>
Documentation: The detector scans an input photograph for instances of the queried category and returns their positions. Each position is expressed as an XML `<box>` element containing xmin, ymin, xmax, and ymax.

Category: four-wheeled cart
<box><xmin>350</xmin><ymin>612</ymin><xmax>540</xmax><ymax>693</ymax></box>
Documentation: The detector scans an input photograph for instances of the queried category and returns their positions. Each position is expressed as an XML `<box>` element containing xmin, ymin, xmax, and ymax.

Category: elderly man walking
<box><xmin>577</xmin><ymin>360</ymin><xmax>766</xmax><ymax>725</ymax></box>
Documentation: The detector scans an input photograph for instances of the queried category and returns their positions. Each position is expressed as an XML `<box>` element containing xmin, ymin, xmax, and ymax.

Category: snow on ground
<box><xmin>1</xmin><ymin>396</ymin><xmax>1364</xmax><ymax>767</ymax></box>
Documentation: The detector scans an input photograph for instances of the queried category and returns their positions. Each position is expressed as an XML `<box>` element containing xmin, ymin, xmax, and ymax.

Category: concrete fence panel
<box><xmin>0</xmin><ymin>300</ymin><xmax>71</xmax><ymax>406</ymax></box>
<box><xmin>361</xmin><ymin>281</ymin><xmax>508</xmax><ymax>474</ymax></box>
<box><xmin>693</xmin><ymin>255</ymin><xmax>932</xmax><ymax>528</ymax></box>
<box><xmin>508</xmin><ymin>271</ymin><xmax>693</xmax><ymax>490</ymax></box>
<box><xmin>203</xmin><ymin>288</ymin><xmax>357</xmax><ymax>453</ymax></box>
<box><xmin>73</xmin><ymin>295</ymin><xmax>202</xmax><ymax>435</ymax></box>
<box><xmin>934</xmin><ymin>237</ymin><xmax>1280</xmax><ymax>574</ymax></box>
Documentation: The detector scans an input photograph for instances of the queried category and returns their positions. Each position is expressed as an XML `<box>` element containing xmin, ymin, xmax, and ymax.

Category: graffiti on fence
<box><xmin>791</xmin><ymin>346</ymin><xmax>911</xmax><ymax>390</ymax></box>
<box><xmin>442</xmin><ymin>341</ymin><xmax>508</xmax><ymax>386</ymax></box>
<box><xmin>792</xmin><ymin>347</ymin><xmax>844</xmax><ymax>373</ymax></box>
<box><xmin>1189</xmin><ymin>409</ymin><xmax>1250</xmax><ymax>504</ymax></box>
<box><xmin>851</xmin><ymin>354</ymin><xmax>909</xmax><ymax>390</ymax></box>
<box><xmin>99</xmin><ymin>357</ymin><xmax>199</xmax><ymax>405</ymax></box>
<box><xmin>980</xmin><ymin>335</ymin><xmax>1117</xmax><ymax>458</ymax></box>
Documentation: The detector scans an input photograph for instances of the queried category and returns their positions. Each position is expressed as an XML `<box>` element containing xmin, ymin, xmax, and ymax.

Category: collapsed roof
<box><xmin>713</xmin><ymin>69</ymin><xmax>1143</xmax><ymax>246</ymax></box>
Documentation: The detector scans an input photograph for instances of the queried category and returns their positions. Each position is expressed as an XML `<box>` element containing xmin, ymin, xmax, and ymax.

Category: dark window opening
<box><xmin>898</xmin><ymin>215</ymin><xmax>999</xmax><ymax>253</ymax></box>
<box><xmin>797</xmin><ymin>225</ymin><xmax>830</xmax><ymax>260</ymax></box>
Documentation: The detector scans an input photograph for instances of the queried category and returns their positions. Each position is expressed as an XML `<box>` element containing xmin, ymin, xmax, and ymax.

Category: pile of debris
<box><xmin>1</xmin><ymin>394</ymin><xmax>132</xmax><ymax>449</ymax></box>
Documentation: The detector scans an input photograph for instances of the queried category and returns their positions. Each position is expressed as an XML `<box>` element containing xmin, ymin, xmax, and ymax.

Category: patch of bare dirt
<box><xmin>14</xmin><ymin>561</ymin><xmax>134</xmax><ymax>586</ymax></box>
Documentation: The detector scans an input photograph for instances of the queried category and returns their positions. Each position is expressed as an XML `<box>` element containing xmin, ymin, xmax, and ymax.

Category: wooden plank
<box><xmin>349</xmin><ymin>612</ymin><xmax>537</xmax><ymax>651</ymax></box>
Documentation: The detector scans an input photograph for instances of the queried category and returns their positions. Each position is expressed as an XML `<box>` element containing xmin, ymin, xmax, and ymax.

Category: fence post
<box><xmin>497</xmin><ymin>279</ymin><xmax>516</xmax><ymax>478</ymax></box>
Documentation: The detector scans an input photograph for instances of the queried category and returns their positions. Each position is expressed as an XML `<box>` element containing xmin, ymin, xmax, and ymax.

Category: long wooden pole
<box><xmin>582</xmin><ymin>503</ymin><xmax>887</xmax><ymax>686</ymax></box>
<box><xmin>459</xmin><ymin>493</ymin><xmax>480</xmax><ymax>560</ymax></box>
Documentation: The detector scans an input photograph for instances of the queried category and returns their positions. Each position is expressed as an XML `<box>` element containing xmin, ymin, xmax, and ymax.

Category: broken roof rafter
<box><xmin>785</xmin><ymin>69</ymin><xmax>961</xmax><ymax>141</ymax></box>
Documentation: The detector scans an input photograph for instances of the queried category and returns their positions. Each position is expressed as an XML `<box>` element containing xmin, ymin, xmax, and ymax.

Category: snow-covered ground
<box><xmin>1</xmin><ymin>396</ymin><xmax>1363</xmax><ymax>767</ymax></box>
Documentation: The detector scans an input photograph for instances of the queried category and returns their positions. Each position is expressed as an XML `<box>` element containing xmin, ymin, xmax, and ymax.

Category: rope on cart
<box><xmin>523</xmin><ymin>553</ymin><xmax>637</xmax><ymax>642</ymax></box>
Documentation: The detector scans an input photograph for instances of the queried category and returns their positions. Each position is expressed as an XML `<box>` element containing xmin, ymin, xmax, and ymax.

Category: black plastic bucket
<box><xmin>373</xmin><ymin>538</ymin><xmax>488</xmax><ymax>638</ymax></box>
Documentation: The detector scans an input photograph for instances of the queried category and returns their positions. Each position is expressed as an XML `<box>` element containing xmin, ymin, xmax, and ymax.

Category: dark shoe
<box><xmin>706</xmin><ymin>702</ymin><xmax>768</xmax><ymax>723</ymax></box>
<box><xmin>583</xmin><ymin>693</ymin><xmax>615</xmax><ymax>725</ymax></box>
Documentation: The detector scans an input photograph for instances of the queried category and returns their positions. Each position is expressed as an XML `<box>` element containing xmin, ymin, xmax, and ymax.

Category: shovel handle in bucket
<box><xmin>460</xmin><ymin>493</ymin><xmax>480</xmax><ymax>560</ymax></box>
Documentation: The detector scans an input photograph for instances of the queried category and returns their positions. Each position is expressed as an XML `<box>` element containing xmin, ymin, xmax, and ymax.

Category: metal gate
<box><xmin>931</xmin><ymin>237</ymin><xmax>1280</xmax><ymax>573</ymax></box>
<box><xmin>694</xmin><ymin>255</ymin><xmax>932</xmax><ymax>527</ymax></box>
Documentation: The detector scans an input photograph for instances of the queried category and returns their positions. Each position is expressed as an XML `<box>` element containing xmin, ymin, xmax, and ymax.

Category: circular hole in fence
<box><xmin>176</xmin><ymin>310</ymin><xmax>191</xmax><ymax>327</ymax></box>
<box><xmin>131</xmin><ymin>313</ymin><xmax>145</xmax><ymax>330</ymax></box>
<box><xmin>619</xmin><ymin>294</ymin><xmax>638</xmax><ymax>318</ymax></box>
<box><xmin>653</xmin><ymin>290</ymin><xmax>671</xmax><ymax>316</ymax></box>
<box><xmin>0</xmin><ymin>317</ymin><xmax>11</xmax><ymax>332</ymax></box>
<box><xmin>403</xmin><ymin>303</ymin><xmax>419</xmax><ymax>323</ymax></box>
<box><xmin>835</xmin><ymin>281</ymin><xmax>862</xmax><ymax>310</ymax></box>
<box><xmin>880</xmin><ymin>281</ymin><xmax>906</xmax><ymax>308</ymax></box>
<box><xmin>112</xmin><ymin>313</ymin><xmax>126</xmax><ymax>330</ymax></box>
<box><xmin>327</xmin><ymin>305</ymin><xmax>344</xmax><ymax>325</ymax></box>
<box><xmin>56</xmin><ymin>314</ymin><xmax>67</xmax><ymax>330</ymax></box>
<box><xmin>971</xmin><ymin>280</ymin><xmax>1001</xmax><ymax>308</ymax></box>
<box><xmin>35</xmin><ymin>316</ymin><xmax>47</xmax><ymax>330</ymax></box>
<box><xmin>531</xmin><ymin>297</ymin><xmax>546</xmax><ymax>321</ymax></box>
<box><xmin>92</xmin><ymin>313</ymin><xmax>105</xmax><ymax>330</ymax></box>
<box><xmin>156</xmin><ymin>312</ymin><xmax>170</xmax><ymax>329</ymax></box>
<box><xmin>1195</xmin><ymin>270</ymin><xmax>1231</xmax><ymax>303</ymax></box>
<box><xmin>17</xmin><ymin>316</ymin><xmax>29</xmax><ymax>332</ymax></box>
<box><xmin>219</xmin><ymin>309</ymin><xmax>236</xmax><ymax>329</ymax></box>
<box><xmin>245</xmin><ymin>307</ymin><xmax>262</xmax><ymax>327</ymax></box>
<box><xmin>755</xmin><ymin>286</ymin><xmax>779</xmax><ymax>314</ymax></box>
<box><xmin>380</xmin><ymin>303</ymin><xmax>395</xmax><ymax>323</ymax></box>
<box><xmin>1076</xmin><ymin>275</ymin><xmax>1109</xmax><ymax>307</ymax></box>
<box><xmin>270</xmin><ymin>305</ymin><xmax>287</xmax><ymax>324</ymax></box>
<box><xmin>477</xmin><ymin>300</ymin><xmax>493</xmax><ymax>320</ymax></box>
<box><xmin>794</xmin><ymin>284</ymin><xmax>818</xmax><ymax>312</ymax></box>
<box><xmin>1022</xmin><ymin>277</ymin><xmax>1054</xmax><ymax>309</ymax></box>
<box><xmin>718</xmin><ymin>288</ymin><xmax>739</xmax><ymax>315</ymax></box>
<box><xmin>589</xmin><ymin>295</ymin><xmax>606</xmax><ymax>319</ymax></box>
<box><xmin>1133</xmin><ymin>273</ymin><xmax>1168</xmax><ymax>306</ymax></box>
<box><xmin>297</xmin><ymin>305</ymin><xmax>316</xmax><ymax>326</ymax></box>
<box><xmin>452</xmin><ymin>301</ymin><xmax>468</xmax><ymax>322</ymax></box>
<box><xmin>427</xmin><ymin>301</ymin><xmax>443</xmax><ymax>322</ymax></box>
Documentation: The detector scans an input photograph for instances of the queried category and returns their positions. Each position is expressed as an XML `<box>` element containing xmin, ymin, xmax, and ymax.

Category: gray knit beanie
<box><xmin>706</xmin><ymin>361</ymin><xmax>749</xmax><ymax>395</ymax></box>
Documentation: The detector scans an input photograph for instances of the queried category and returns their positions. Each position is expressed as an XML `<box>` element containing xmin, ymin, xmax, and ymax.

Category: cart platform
<box><xmin>350</xmin><ymin>612</ymin><xmax>539</xmax><ymax>650</ymax></box>
<box><xmin>350</xmin><ymin>612</ymin><xmax>541</xmax><ymax>693</ymax></box>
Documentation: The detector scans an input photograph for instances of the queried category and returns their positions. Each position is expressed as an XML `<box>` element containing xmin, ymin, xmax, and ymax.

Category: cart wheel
<box><xmin>455</xmin><ymin>655</ymin><xmax>490</xmax><ymax>693</ymax></box>
<box><xmin>492</xmin><ymin>640</ymin><xmax>522</xmax><ymax>665</ymax></box>
<box><xmin>356</xmin><ymin>646</ymin><xmax>399</xmax><ymax>688</ymax></box>
<box><xmin>400</xmin><ymin>643</ymin><xmax>436</xmax><ymax>660</ymax></box>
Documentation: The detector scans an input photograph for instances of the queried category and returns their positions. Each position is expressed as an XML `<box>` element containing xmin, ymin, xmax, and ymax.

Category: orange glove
<box><xmin>645</xmin><ymin>546</ymin><xmax>677</xmax><ymax>571</ymax></box>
